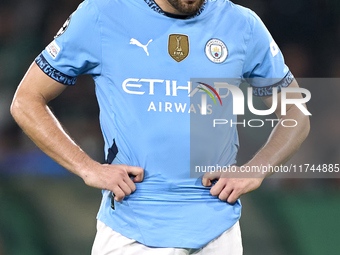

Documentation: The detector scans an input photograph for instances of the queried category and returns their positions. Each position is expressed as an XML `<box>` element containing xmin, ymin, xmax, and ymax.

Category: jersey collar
<box><xmin>143</xmin><ymin>0</ymin><xmax>207</xmax><ymax>19</ymax></box>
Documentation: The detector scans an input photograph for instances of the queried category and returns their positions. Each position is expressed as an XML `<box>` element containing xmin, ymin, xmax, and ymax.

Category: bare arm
<box><xmin>11</xmin><ymin>62</ymin><xmax>143</xmax><ymax>201</ymax></box>
<box><xmin>245</xmin><ymin>79</ymin><xmax>310</xmax><ymax>169</ymax></box>
<box><xmin>202</xmin><ymin>79</ymin><xmax>310</xmax><ymax>203</ymax></box>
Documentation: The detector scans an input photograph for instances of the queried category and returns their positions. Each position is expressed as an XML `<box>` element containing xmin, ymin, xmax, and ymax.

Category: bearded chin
<box><xmin>168</xmin><ymin>0</ymin><xmax>205</xmax><ymax>15</ymax></box>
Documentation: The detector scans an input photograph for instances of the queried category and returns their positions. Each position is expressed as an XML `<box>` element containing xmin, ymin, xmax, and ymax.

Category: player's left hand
<box><xmin>202</xmin><ymin>167</ymin><xmax>264</xmax><ymax>203</ymax></box>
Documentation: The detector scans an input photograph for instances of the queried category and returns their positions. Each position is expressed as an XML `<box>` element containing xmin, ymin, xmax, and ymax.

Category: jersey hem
<box><xmin>97</xmin><ymin>209</ymin><xmax>241</xmax><ymax>249</ymax></box>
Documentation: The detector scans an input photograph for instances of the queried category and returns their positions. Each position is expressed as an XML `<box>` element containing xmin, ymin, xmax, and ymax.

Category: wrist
<box><xmin>241</xmin><ymin>163</ymin><xmax>269</xmax><ymax>179</ymax></box>
<box><xmin>73</xmin><ymin>152</ymin><xmax>100</xmax><ymax>180</ymax></box>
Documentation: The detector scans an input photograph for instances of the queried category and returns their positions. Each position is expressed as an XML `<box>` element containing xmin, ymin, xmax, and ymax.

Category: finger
<box><xmin>202</xmin><ymin>171</ymin><xmax>221</xmax><ymax>187</ymax></box>
<box><xmin>210</xmin><ymin>179</ymin><xmax>226</xmax><ymax>196</ymax></box>
<box><xmin>127</xmin><ymin>166</ymin><xmax>144</xmax><ymax>182</ymax></box>
<box><xmin>202</xmin><ymin>177</ymin><xmax>212</xmax><ymax>187</ymax></box>
<box><xmin>112</xmin><ymin>187</ymin><xmax>125</xmax><ymax>202</ymax></box>
<box><xmin>227</xmin><ymin>190</ymin><xmax>240</xmax><ymax>204</ymax></box>
<box><xmin>123</xmin><ymin>175</ymin><xmax>137</xmax><ymax>192</ymax></box>
<box><xmin>218</xmin><ymin>187</ymin><xmax>233</xmax><ymax>201</ymax></box>
<box><xmin>118</xmin><ymin>181</ymin><xmax>133</xmax><ymax>196</ymax></box>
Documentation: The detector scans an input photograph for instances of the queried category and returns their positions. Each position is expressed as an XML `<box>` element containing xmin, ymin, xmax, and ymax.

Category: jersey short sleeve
<box><xmin>35</xmin><ymin>0</ymin><xmax>101</xmax><ymax>85</ymax></box>
<box><xmin>242</xmin><ymin>11</ymin><xmax>294</xmax><ymax>96</ymax></box>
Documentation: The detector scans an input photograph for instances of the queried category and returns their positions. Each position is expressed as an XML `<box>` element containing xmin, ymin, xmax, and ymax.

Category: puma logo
<box><xmin>130</xmin><ymin>38</ymin><xmax>153</xmax><ymax>56</ymax></box>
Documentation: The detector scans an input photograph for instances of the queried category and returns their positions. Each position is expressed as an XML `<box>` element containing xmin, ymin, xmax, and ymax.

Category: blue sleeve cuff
<box><xmin>35</xmin><ymin>54</ymin><xmax>77</xmax><ymax>85</ymax></box>
<box><xmin>252</xmin><ymin>71</ymin><xmax>294</xmax><ymax>97</ymax></box>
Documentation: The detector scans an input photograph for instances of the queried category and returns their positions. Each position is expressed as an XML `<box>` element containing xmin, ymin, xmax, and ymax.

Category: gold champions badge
<box><xmin>168</xmin><ymin>34</ymin><xmax>189</xmax><ymax>62</ymax></box>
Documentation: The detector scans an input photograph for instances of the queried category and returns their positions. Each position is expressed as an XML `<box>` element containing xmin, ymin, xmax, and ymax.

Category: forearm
<box><xmin>11</xmin><ymin>63</ymin><xmax>143</xmax><ymax>199</ymax></box>
<box><xmin>10</xmin><ymin>92</ymin><xmax>97</xmax><ymax>179</ymax></box>
<box><xmin>245</xmin><ymin>105</ymin><xmax>310</xmax><ymax>177</ymax></box>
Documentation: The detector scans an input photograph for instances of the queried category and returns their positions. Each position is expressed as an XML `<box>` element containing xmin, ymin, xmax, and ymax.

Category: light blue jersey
<box><xmin>36</xmin><ymin>0</ymin><xmax>293</xmax><ymax>248</ymax></box>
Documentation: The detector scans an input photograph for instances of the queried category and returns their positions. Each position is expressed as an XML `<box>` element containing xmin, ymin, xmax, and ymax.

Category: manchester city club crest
<box><xmin>211</xmin><ymin>45</ymin><xmax>222</xmax><ymax>59</ymax></box>
<box><xmin>205</xmin><ymin>39</ymin><xmax>228</xmax><ymax>63</ymax></box>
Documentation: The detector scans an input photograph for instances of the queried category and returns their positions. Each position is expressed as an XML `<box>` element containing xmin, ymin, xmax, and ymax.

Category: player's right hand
<box><xmin>81</xmin><ymin>163</ymin><xmax>144</xmax><ymax>202</ymax></box>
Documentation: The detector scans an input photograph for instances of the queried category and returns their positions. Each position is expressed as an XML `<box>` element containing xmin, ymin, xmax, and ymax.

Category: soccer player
<box><xmin>11</xmin><ymin>0</ymin><xmax>310</xmax><ymax>254</ymax></box>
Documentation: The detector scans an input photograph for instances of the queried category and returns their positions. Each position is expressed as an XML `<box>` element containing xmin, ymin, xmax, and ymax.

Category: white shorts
<box><xmin>91</xmin><ymin>220</ymin><xmax>243</xmax><ymax>255</ymax></box>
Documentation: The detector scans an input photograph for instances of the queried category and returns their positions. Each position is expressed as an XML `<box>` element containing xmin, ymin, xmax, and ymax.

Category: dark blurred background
<box><xmin>0</xmin><ymin>0</ymin><xmax>340</xmax><ymax>254</ymax></box>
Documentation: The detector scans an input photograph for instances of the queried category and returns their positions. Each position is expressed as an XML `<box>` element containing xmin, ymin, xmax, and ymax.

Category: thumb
<box><xmin>202</xmin><ymin>171</ymin><xmax>221</xmax><ymax>187</ymax></box>
<box><xmin>127</xmin><ymin>166</ymin><xmax>144</xmax><ymax>183</ymax></box>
